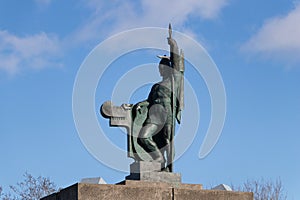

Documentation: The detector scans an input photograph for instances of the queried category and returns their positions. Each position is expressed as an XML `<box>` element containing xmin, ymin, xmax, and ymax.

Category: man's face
<box><xmin>159</xmin><ymin>64</ymin><xmax>168</xmax><ymax>77</ymax></box>
<box><xmin>159</xmin><ymin>64</ymin><xmax>172</xmax><ymax>77</ymax></box>
<box><xmin>159</xmin><ymin>64</ymin><xmax>164</xmax><ymax>76</ymax></box>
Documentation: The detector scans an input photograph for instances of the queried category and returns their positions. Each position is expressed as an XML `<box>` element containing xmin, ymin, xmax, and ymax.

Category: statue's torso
<box><xmin>146</xmin><ymin>78</ymin><xmax>173</xmax><ymax>125</ymax></box>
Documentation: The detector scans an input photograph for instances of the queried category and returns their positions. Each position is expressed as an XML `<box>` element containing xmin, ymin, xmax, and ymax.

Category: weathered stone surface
<box><xmin>79</xmin><ymin>183</ymin><xmax>171</xmax><ymax>200</ymax></box>
<box><xmin>125</xmin><ymin>161</ymin><xmax>182</xmax><ymax>186</ymax></box>
<box><xmin>174</xmin><ymin>188</ymin><xmax>253</xmax><ymax>200</ymax></box>
<box><xmin>126</xmin><ymin>171</ymin><xmax>181</xmax><ymax>185</ymax></box>
<box><xmin>42</xmin><ymin>183</ymin><xmax>172</xmax><ymax>200</ymax></box>
<box><xmin>129</xmin><ymin>161</ymin><xmax>162</xmax><ymax>173</ymax></box>
<box><xmin>179</xmin><ymin>183</ymin><xmax>203</xmax><ymax>190</ymax></box>
<box><xmin>41</xmin><ymin>182</ymin><xmax>253</xmax><ymax>200</ymax></box>
<box><xmin>119</xmin><ymin>180</ymin><xmax>202</xmax><ymax>190</ymax></box>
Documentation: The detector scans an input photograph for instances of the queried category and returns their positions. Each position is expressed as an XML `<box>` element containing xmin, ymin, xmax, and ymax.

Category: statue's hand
<box><xmin>135</xmin><ymin>101</ymin><xmax>149</xmax><ymax>114</ymax></box>
<box><xmin>168</xmin><ymin>37</ymin><xmax>177</xmax><ymax>46</ymax></box>
<box><xmin>136</xmin><ymin>105</ymin><xmax>142</xmax><ymax>111</ymax></box>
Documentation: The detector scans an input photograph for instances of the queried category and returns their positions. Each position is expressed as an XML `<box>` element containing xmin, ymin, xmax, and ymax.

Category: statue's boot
<box><xmin>152</xmin><ymin>150</ymin><xmax>165</xmax><ymax>163</ymax></box>
<box><xmin>161</xmin><ymin>147</ymin><xmax>171</xmax><ymax>172</ymax></box>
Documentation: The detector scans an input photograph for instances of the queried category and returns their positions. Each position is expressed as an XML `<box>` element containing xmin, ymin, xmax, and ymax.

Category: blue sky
<box><xmin>1</xmin><ymin>0</ymin><xmax>300</xmax><ymax>199</ymax></box>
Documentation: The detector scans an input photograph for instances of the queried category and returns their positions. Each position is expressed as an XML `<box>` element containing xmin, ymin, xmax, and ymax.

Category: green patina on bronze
<box><xmin>101</xmin><ymin>24</ymin><xmax>184</xmax><ymax>172</ymax></box>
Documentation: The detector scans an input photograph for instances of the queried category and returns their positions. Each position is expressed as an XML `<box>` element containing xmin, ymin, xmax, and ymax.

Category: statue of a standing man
<box><xmin>136</xmin><ymin>25</ymin><xmax>184</xmax><ymax>172</ymax></box>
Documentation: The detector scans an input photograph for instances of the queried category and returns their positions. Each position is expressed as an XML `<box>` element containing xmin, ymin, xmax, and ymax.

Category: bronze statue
<box><xmin>101</xmin><ymin>24</ymin><xmax>184</xmax><ymax>172</ymax></box>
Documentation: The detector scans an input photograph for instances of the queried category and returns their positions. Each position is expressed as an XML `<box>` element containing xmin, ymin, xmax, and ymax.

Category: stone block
<box><xmin>42</xmin><ymin>183</ymin><xmax>172</xmax><ymax>200</ymax></box>
<box><xmin>125</xmin><ymin>161</ymin><xmax>182</xmax><ymax>186</ymax></box>
<box><xmin>129</xmin><ymin>161</ymin><xmax>162</xmax><ymax>173</ymax></box>
<box><xmin>126</xmin><ymin>171</ymin><xmax>181</xmax><ymax>185</ymax></box>
<box><xmin>41</xmin><ymin>182</ymin><xmax>253</xmax><ymax>200</ymax></box>
<box><xmin>119</xmin><ymin>180</ymin><xmax>202</xmax><ymax>190</ymax></box>
<box><xmin>174</xmin><ymin>188</ymin><xmax>253</xmax><ymax>200</ymax></box>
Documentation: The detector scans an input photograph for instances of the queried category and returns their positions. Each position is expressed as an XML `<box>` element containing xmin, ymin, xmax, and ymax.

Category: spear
<box><xmin>169</xmin><ymin>23</ymin><xmax>175</xmax><ymax>172</ymax></box>
<box><xmin>169</xmin><ymin>23</ymin><xmax>172</xmax><ymax>39</ymax></box>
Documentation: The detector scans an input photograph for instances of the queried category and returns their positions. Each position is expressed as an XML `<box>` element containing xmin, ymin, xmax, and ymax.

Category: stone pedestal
<box><xmin>41</xmin><ymin>163</ymin><xmax>253</xmax><ymax>200</ymax></box>
<box><xmin>125</xmin><ymin>161</ymin><xmax>181</xmax><ymax>186</ymax></box>
<box><xmin>41</xmin><ymin>181</ymin><xmax>253</xmax><ymax>200</ymax></box>
<box><xmin>126</xmin><ymin>171</ymin><xmax>181</xmax><ymax>185</ymax></box>
<box><xmin>129</xmin><ymin>161</ymin><xmax>162</xmax><ymax>173</ymax></box>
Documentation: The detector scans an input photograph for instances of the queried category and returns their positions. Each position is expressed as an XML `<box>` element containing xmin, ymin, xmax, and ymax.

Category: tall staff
<box><xmin>169</xmin><ymin>23</ymin><xmax>175</xmax><ymax>172</ymax></box>
<box><xmin>168</xmin><ymin>23</ymin><xmax>185</xmax><ymax>172</ymax></box>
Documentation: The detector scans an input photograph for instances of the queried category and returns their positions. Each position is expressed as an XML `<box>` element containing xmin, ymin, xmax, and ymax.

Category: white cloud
<box><xmin>243</xmin><ymin>3</ymin><xmax>300</xmax><ymax>63</ymax></box>
<box><xmin>74</xmin><ymin>0</ymin><xmax>228</xmax><ymax>44</ymax></box>
<box><xmin>0</xmin><ymin>30</ymin><xmax>62</xmax><ymax>75</ymax></box>
<box><xmin>1</xmin><ymin>1</ymin><xmax>228</xmax><ymax>75</ymax></box>
<box><xmin>138</xmin><ymin>0</ymin><xmax>228</xmax><ymax>25</ymax></box>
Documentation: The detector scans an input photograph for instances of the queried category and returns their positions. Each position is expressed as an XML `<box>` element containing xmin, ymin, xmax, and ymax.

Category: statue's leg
<box><xmin>137</xmin><ymin>123</ymin><xmax>164</xmax><ymax>163</ymax></box>
<box><xmin>163</xmin><ymin>124</ymin><xmax>172</xmax><ymax>172</ymax></box>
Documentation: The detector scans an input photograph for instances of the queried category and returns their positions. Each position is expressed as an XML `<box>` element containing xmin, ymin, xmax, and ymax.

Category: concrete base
<box><xmin>126</xmin><ymin>171</ymin><xmax>181</xmax><ymax>186</ymax></box>
<box><xmin>126</xmin><ymin>161</ymin><xmax>182</xmax><ymax>186</ymax></box>
<box><xmin>129</xmin><ymin>161</ymin><xmax>162</xmax><ymax>173</ymax></box>
<box><xmin>41</xmin><ymin>181</ymin><xmax>253</xmax><ymax>200</ymax></box>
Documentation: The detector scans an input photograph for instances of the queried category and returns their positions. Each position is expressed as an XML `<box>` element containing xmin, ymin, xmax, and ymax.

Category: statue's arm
<box><xmin>168</xmin><ymin>37</ymin><xmax>185</xmax><ymax>124</ymax></box>
<box><xmin>136</xmin><ymin>100</ymin><xmax>149</xmax><ymax>107</ymax></box>
<box><xmin>168</xmin><ymin>38</ymin><xmax>180</xmax><ymax>71</ymax></box>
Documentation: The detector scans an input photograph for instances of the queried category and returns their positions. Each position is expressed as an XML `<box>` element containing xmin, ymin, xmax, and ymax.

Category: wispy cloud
<box><xmin>74</xmin><ymin>0</ymin><xmax>228</xmax><ymax>44</ymax></box>
<box><xmin>1</xmin><ymin>0</ymin><xmax>228</xmax><ymax>75</ymax></box>
<box><xmin>242</xmin><ymin>3</ymin><xmax>300</xmax><ymax>64</ymax></box>
<box><xmin>0</xmin><ymin>30</ymin><xmax>62</xmax><ymax>75</ymax></box>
